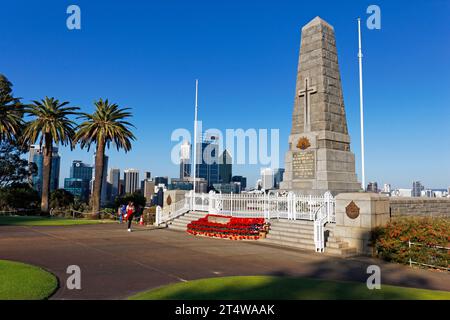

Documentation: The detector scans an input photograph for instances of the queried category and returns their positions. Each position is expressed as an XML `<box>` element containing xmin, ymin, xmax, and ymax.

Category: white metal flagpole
<box><xmin>192</xmin><ymin>80</ymin><xmax>199</xmax><ymax>200</ymax></box>
<box><xmin>357</xmin><ymin>18</ymin><xmax>366</xmax><ymax>191</ymax></box>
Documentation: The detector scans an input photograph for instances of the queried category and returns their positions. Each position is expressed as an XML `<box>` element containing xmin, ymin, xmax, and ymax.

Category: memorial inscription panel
<box><xmin>292</xmin><ymin>151</ymin><xmax>315</xmax><ymax>179</ymax></box>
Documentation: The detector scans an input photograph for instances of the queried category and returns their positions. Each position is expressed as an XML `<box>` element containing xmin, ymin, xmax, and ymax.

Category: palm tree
<box><xmin>0</xmin><ymin>74</ymin><xmax>23</xmax><ymax>142</ymax></box>
<box><xmin>22</xmin><ymin>97</ymin><xmax>79</xmax><ymax>213</ymax></box>
<box><xmin>74</xmin><ymin>99</ymin><xmax>135</xmax><ymax>214</ymax></box>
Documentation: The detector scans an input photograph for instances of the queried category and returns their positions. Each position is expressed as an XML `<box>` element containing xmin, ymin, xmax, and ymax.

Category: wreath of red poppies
<box><xmin>186</xmin><ymin>214</ymin><xmax>265</xmax><ymax>240</ymax></box>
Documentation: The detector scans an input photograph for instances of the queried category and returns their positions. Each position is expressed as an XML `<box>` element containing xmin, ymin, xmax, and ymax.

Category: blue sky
<box><xmin>1</xmin><ymin>0</ymin><xmax>449</xmax><ymax>189</ymax></box>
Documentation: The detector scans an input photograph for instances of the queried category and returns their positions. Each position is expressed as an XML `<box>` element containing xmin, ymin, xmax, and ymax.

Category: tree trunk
<box><xmin>41</xmin><ymin>134</ymin><xmax>52</xmax><ymax>213</ymax></box>
<box><xmin>92</xmin><ymin>140</ymin><xmax>106</xmax><ymax>215</ymax></box>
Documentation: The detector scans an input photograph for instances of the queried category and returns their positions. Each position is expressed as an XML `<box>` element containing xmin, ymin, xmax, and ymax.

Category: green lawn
<box><xmin>0</xmin><ymin>215</ymin><xmax>114</xmax><ymax>226</ymax></box>
<box><xmin>129</xmin><ymin>276</ymin><xmax>450</xmax><ymax>300</ymax></box>
<box><xmin>0</xmin><ymin>260</ymin><xmax>58</xmax><ymax>300</ymax></box>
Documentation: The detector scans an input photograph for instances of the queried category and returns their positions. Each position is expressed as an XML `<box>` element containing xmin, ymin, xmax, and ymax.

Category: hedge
<box><xmin>372</xmin><ymin>217</ymin><xmax>450</xmax><ymax>269</ymax></box>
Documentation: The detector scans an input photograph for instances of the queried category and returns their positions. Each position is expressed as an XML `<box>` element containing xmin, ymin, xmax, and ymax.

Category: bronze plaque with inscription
<box><xmin>345</xmin><ymin>201</ymin><xmax>360</xmax><ymax>219</ymax></box>
<box><xmin>292</xmin><ymin>151</ymin><xmax>315</xmax><ymax>179</ymax></box>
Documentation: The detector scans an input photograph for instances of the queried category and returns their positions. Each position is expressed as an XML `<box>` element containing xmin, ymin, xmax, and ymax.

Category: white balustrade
<box><xmin>155</xmin><ymin>189</ymin><xmax>335</xmax><ymax>252</ymax></box>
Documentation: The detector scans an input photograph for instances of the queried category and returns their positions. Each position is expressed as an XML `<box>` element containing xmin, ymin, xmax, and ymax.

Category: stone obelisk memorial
<box><xmin>281</xmin><ymin>17</ymin><xmax>361</xmax><ymax>195</ymax></box>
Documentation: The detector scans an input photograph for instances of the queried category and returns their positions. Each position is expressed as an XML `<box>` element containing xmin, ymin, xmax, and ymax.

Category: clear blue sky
<box><xmin>1</xmin><ymin>0</ymin><xmax>449</xmax><ymax>189</ymax></box>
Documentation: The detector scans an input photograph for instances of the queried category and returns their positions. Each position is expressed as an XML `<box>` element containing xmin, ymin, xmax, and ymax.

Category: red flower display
<box><xmin>186</xmin><ymin>214</ymin><xmax>266</xmax><ymax>240</ymax></box>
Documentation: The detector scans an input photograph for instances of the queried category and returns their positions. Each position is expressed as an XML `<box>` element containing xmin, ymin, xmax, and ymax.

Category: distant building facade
<box><xmin>29</xmin><ymin>145</ymin><xmax>60</xmax><ymax>195</ymax></box>
<box><xmin>64</xmin><ymin>160</ymin><xmax>93</xmax><ymax>201</ymax></box>
<box><xmin>108</xmin><ymin>168</ymin><xmax>120</xmax><ymax>201</ymax></box>
<box><xmin>154</xmin><ymin>176</ymin><xmax>169</xmax><ymax>187</ymax></box>
<box><xmin>124</xmin><ymin>169</ymin><xmax>140</xmax><ymax>194</ymax></box>
<box><xmin>412</xmin><ymin>181</ymin><xmax>424</xmax><ymax>197</ymax></box>
<box><xmin>194</xmin><ymin>137</ymin><xmax>220</xmax><ymax>188</ymax></box>
<box><xmin>169</xmin><ymin>178</ymin><xmax>193</xmax><ymax>191</ymax></box>
<box><xmin>260</xmin><ymin>168</ymin><xmax>274</xmax><ymax>190</ymax></box>
<box><xmin>179</xmin><ymin>141</ymin><xmax>191</xmax><ymax>180</ymax></box>
<box><xmin>273</xmin><ymin>168</ymin><xmax>285</xmax><ymax>189</ymax></box>
<box><xmin>231</xmin><ymin>176</ymin><xmax>247</xmax><ymax>191</ymax></box>
<box><xmin>143</xmin><ymin>179</ymin><xmax>155</xmax><ymax>204</ymax></box>
<box><xmin>366</xmin><ymin>182</ymin><xmax>378</xmax><ymax>193</ymax></box>
<box><xmin>219</xmin><ymin>150</ymin><xmax>232</xmax><ymax>184</ymax></box>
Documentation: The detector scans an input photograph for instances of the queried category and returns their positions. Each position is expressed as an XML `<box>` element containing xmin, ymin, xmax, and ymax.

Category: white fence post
<box><xmin>155</xmin><ymin>205</ymin><xmax>162</xmax><ymax>226</ymax></box>
<box><xmin>208</xmin><ymin>190</ymin><xmax>214</xmax><ymax>214</ymax></box>
<box><xmin>230</xmin><ymin>192</ymin><xmax>233</xmax><ymax>217</ymax></box>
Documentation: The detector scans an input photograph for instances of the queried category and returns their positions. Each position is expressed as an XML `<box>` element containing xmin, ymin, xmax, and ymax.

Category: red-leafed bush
<box><xmin>372</xmin><ymin>217</ymin><xmax>450</xmax><ymax>269</ymax></box>
<box><xmin>187</xmin><ymin>214</ymin><xmax>266</xmax><ymax>240</ymax></box>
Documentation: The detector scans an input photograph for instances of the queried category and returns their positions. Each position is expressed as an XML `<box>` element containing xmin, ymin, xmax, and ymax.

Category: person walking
<box><xmin>126</xmin><ymin>201</ymin><xmax>135</xmax><ymax>232</ymax></box>
<box><xmin>118</xmin><ymin>204</ymin><xmax>126</xmax><ymax>224</ymax></box>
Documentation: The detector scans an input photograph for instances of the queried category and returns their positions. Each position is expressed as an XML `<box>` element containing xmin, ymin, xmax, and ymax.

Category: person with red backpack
<box><xmin>125</xmin><ymin>201</ymin><xmax>136</xmax><ymax>232</ymax></box>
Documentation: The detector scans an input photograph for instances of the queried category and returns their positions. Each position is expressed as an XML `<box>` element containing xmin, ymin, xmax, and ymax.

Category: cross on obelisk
<box><xmin>298</xmin><ymin>77</ymin><xmax>317</xmax><ymax>131</ymax></box>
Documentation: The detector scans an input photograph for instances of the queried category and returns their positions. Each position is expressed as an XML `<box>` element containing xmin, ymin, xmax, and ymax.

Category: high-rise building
<box><xmin>143</xmin><ymin>179</ymin><xmax>155</xmax><ymax>204</ymax></box>
<box><xmin>118</xmin><ymin>179</ymin><xmax>125</xmax><ymax>195</ymax></box>
<box><xmin>273</xmin><ymin>168</ymin><xmax>285</xmax><ymax>189</ymax></box>
<box><xmin>422</xmin><ymin>189</ymin><xmax>433</xmax><ymax>198</ymax></box>
<box><xmin>383</xmin><ymin>184</ymin><xmax>391</xmax><ymax>193</ymax></box>
<box><xmin>193</xmin><ymin>137</ymin><xmax>220</xmax><ymax>188</ymax></box>
<box><xmin>124</xmin><ymin>169</ymin><xmax>140</xmax><ymax>194</ymax></box>
<box><xmin>219</xmin><ymin>150</ymin><xmax>232</xmax><ymax>184</ymax></box>
<box><xmin>29</xmin><ymin>145</ymin><xmax>60</xmax><ymax>195</ymax></box>
<box><xmin>70</xmin><ymin>160</ymin><xmax>93</xmax><ymax>180</ymax></box>
<box><xmin>144</xmin><ymin>171</ymin><xmax>151</xmax><ymax>180</ymax></box>
<box><xmin>108</xmin><ymin>168</ymin><xmax>120</xmax><ymax>201</ymax></box>
<box><xmin>179</xmin><ymin>141</ymin><xmax>191</xmax><ymax>180</ymax></box>
<box><xmin>231</xmin><ymin>176</ymin><xmax>247</xmax><ymax>191</ymax></box>
<box><xmin>260</xmin><ymin>168</ymin><xmax>274</xmax><ymax>190</ymax></box>
<box><xmin>412</xmin><ymin>181</ymin><xmax>424</xmax><ymax>197</ymax></box>
<box><xmin>92</xmin><ymin>154</ymin><xmax>109</xmax><ymax>205</ymax></box>
<box><xmin>64</xmin><ymin>160</ymin><xmax>93</xmax><ymax>201</ymax></box>
<box><xmin>366</xmin><ymin>182</ymin><xmax>378</xmax><ymax>193</ymax></box>
<box><xmin>154</xmin><ymin>176</ymin><xmax>169</xmax><ymax>187</ymax></box>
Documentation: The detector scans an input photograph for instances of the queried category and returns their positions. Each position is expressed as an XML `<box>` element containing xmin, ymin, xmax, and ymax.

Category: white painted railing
<box><xmin>155</xmin><ymin>190</ymin><xmax>335</xmax><ymax>252</ymax></box>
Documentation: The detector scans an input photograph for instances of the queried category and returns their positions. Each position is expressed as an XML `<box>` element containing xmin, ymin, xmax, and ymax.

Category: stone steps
<box><xmin>165</xmin><ymin>213</ymin><xmax>357</xmax><ymax>257</ymax></box>
<box><xmin>263</xmin><ymin>220</ymin><xmax>357</xmax><ymax>257</ymax></box>
<box><xmin>166</xmin><ymin>211</ymin><xmax>206</xmax><ymax>231</ymax></box>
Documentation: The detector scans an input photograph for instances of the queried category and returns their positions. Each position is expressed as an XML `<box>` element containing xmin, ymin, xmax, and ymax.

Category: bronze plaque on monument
<box><xmin>345</xmin><ymin>201</ymin><xmax>360</xmax><ymax>219</ymax></box>
<box><xmin>292</xmin><ymin>151</ymin><xmax>315</xmax><ymax>179</ymax></box>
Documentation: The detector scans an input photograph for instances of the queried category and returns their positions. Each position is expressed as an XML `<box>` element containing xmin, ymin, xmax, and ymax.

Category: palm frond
<box><xmin>73</xmin><ymin>98</ymin><xmax>136</xmax><ymax>152</ymax></box>
<box><xmin>22</xmin><ymin>97</ymin><xmax>80</xmax><ymax>148</ymax></box>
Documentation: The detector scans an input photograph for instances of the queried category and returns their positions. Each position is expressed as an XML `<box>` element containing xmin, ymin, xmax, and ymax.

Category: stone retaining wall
<box><xmin>389</xmin><ymin>197</ymin><xmax>450</xmax><ymax>217</ymax></box>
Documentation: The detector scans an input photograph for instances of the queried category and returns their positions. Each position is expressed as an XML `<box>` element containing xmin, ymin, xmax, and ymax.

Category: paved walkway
<box><xmin>0</xmin><ymin>223</ymin><xmax>448</xmax><ymax>299</ymax></box>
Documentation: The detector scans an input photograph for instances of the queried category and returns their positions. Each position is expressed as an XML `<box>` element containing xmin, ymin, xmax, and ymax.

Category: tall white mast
<box><xmin>192</xmin><ymin>79</ymin><xmax>199</xmax><ymax>196</ymax></box>
<box><xmin>357</xmin><ymin>18</ymin><xmax>366</xmax><ymax>191</ymax></box>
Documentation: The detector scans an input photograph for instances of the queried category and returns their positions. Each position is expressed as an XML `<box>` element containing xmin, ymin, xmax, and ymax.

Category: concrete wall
<box><xmin>334</xmin><ymin>193</ymin><xmax>390</xmax><ymax>255</ymax></box>
<box><xmin>389</xmin><ymin>197</ymin><xmax>450</xmax><ymax>218</ymax></box>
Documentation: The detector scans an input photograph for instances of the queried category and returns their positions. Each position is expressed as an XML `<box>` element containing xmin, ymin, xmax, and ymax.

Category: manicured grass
<box><xmin>0</xmin><ymin>215</ymin><xmax>114</xmax><ymax>226</ymax></box>
<box><xmin>129</xmin><ymin>276</ymin><xmax>450</xmax><ymax>300</ymax></box>
<box><xmin>0</xmin><ymin>260</ymin><xmax>57</xmax><ymax>300</ymax></box>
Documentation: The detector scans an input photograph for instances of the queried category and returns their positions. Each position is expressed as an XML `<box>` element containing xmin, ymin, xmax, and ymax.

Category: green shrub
<box><xmin>372</xmin><ymin>217</ymin><xmax>450</xmax><ymax>269</ymax></box>
<box><xmin>0</xmin><ymin>184</ymin><xmax>40</xmax><ymax>211</ymax></box>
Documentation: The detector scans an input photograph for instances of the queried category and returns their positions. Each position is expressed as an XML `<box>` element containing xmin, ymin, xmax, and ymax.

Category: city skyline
<box><xmin>3</xmin><ymin>1</ymin><xmax>449</xmax><ymax>189</ymax></box>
